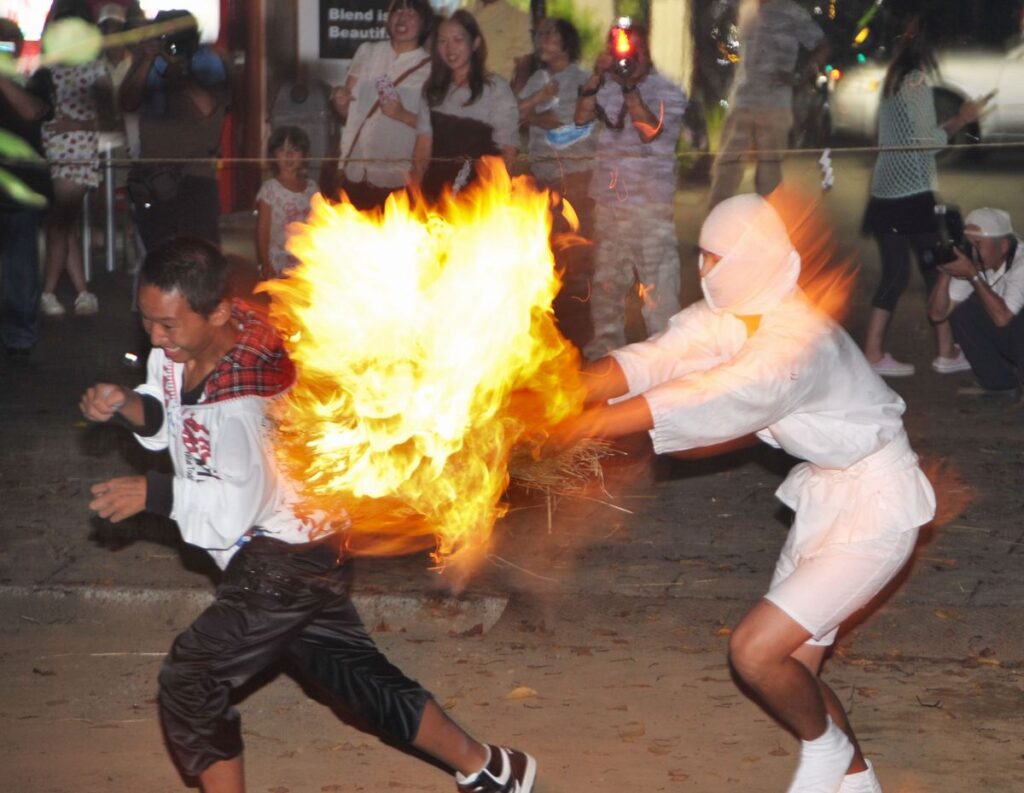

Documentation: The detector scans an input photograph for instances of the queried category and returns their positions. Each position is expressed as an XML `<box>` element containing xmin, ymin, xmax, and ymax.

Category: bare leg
<box><xmin>411</xmin><ymin>698</ymin><xmax>489</xmax><ymax>777</ymax></box>
<box><xmin>729</xmin><ymin>598</ymin><xmax>828</xmax><ymax>740</ymax></box>
<box><xmin>731</xmin><ymin>600</ymin><xmax>857</xmax><ymax>792</ymax></box>
<box><xmin>198</xmin><ymin>755</ymin><xmax>245</xmax><ymax>793</ymax></box>
<box><xmin>42</xmin><ymin>179</ymin><xmax>88</xmax><ymax>295</ymax></box>
<box><xmin>863</xmin><ymin>307</ymin><xmax>891</xmax><ymax>364</ymax></box>
<box><xmin>933</xmin><ymin>318</ymin><xmax>956</xmax><ymax>359</ymax></box>
<box><xmin>792</xmin><ymin>644</ymin><xmax>868</xmax><ymax>775</ymax></box>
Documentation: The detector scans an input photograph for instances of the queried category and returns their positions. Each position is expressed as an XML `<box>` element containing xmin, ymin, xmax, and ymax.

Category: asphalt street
<box><xmin>1</xmin><ymin>151</ymin><xmax>1022</xmax><ymax>792</ymax></box>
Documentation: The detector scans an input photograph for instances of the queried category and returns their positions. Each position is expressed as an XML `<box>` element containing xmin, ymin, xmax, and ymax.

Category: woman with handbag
<box><xmin>411</xmin><ymin>10</ymin><xmax>519</xmax><ymax>202</ymax></box>
<box><xmin>329</xmin><ymin>0</ymin><xmax>434</xmax><ymax>211</ymax></box>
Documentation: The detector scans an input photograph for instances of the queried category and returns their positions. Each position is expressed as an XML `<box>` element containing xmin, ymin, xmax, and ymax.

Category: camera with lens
<box><xmin>154</xmin><ymin>10</ymin><xmax>199</xmax><ymax>60</ymax></box>
<box><xmin>934</xmin><ymin>205</ymin><xmax>975</xmax><ymax>265</ymax></box>
<box><xmin>608</xmin><ymin>17</ymin><xmax>639</xmax><ymax>80</ymax></box>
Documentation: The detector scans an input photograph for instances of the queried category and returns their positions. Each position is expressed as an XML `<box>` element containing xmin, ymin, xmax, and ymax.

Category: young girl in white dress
<box><xmin>255</xmin><ymin>126</ymin><xmax>318</xmax><ymax>279</ymax></box>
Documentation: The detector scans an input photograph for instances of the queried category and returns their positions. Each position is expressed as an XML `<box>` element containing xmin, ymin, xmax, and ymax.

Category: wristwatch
<box><xmin>970</xmin><ymin>273</ymin><xmax>982</xmax><ymax>284</ymax></box>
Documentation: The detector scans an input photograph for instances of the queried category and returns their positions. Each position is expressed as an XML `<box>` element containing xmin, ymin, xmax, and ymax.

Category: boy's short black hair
<box><xmin>140</xmin><ymin>237</ymin><xmax>230</xmax><ymax>317</ymax></box>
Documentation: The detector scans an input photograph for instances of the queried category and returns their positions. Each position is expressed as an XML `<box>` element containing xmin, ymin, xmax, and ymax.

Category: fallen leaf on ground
<box><xmin>504</xmin><ymin>686</ymin><xmax>538</xmax><ymax>700</ymax></box>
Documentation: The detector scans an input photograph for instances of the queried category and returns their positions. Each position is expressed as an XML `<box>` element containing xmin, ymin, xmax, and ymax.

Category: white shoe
<box><xmin>40</xmin><ymin>292</ymin><xmax>66</xmax><ymax>317</ymax></box>
<box><xmin>932</xmin><ymin>347</ymin><xmax>972</xmax><ymax>374</ymax></box>
<box><xmin>870</xmin><ymin>353</ymin><xmax>915</xmax><ymax>377</ymax></box>
<box><xmin>839</xmin><ymin>759</ymin><xmax>883</xmax><ymax>793</ymax></box>
<box><xmin>74</xmin><ymin>291</ymin><xmax>99</xmax><ymax>316</ymax></box>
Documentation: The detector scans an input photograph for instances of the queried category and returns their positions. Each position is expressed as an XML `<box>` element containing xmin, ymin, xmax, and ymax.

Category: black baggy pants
<box><xmin>158</xmin><ymin>536</ymin><xmax>431</xmax><ymax>779</ymax></box>
<box><xmin>949</xmin><ymin>295</ymin><xmax>1024</xmax><ymax>391</ymax></box>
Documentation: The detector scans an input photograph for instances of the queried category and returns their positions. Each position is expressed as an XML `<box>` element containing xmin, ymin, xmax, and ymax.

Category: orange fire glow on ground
<box><xmin>260</xmin><ymin>159</ymin><xmax>585</xmax><ymax>575</ymax></box>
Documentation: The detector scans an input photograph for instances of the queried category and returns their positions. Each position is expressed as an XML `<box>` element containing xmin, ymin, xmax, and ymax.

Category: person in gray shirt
<box><xmin>708</xmin><ymin>0</ymin><xmax>827</xmax><ymax>210</ymax></box>
<box><xmin>518</xmin><ymin>17</ymin><xmax>596</xmax><ymax>351</ymax></box>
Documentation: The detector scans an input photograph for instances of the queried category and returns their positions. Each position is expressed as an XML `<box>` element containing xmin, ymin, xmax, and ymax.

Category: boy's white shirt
<box><xmin>133</xmin><ymin>347</ymin><xmax>322</xmax><ymax>569</ymax></box>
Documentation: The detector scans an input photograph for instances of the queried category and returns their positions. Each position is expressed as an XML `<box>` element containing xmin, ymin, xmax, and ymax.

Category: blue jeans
<box><xmin>0</xmin><ymin>209</ymin><xmax>42</xmax><ymax>351</ymax></box>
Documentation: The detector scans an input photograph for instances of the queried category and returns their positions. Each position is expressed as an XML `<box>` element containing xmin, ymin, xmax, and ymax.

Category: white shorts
<box><xmin>764</xmin><ymin>526</ymin><xmax>919</xmax><ymax>646</ymax></box>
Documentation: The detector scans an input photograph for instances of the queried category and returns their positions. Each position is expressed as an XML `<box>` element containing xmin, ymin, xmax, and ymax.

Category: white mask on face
<box><xmin>698</xmin><ymin>195</ymin><xmax>800</xmax><ymax>316</ymax></box>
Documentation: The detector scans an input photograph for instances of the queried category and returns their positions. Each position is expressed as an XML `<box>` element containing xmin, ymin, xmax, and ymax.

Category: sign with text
<box><xmin>319</xmin><ymin>0</ymin><xmax>391</xmax><ymax>60</ymax></box>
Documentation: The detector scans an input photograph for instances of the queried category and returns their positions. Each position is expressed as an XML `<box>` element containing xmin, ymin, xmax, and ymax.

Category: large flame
<box><xmin>261</xmin><ymin>159</ymin><xmax>585</xmax><ymax>573</ymax></box>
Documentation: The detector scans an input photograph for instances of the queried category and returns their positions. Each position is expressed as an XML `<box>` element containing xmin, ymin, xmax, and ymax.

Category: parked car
<box><xmin>829</xmin><ymin>40</ymin><xmax>1024</xmax><ymax>156</ymax></box>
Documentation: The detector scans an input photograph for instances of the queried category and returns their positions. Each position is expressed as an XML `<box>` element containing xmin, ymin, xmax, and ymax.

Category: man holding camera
<box><xmin>120</xmin><ymin>10</ymin><xmax>230</xmax><ymax>250</ymax></box>
<box><xmin>574</xmin><ymin>22</ymin><xmax>688</xmax><ymax>361</ymax></box>
<box><xmin>928</xmin><ymin>207</ymin><xmax>1024</xmax><ymax>396</ymax></box>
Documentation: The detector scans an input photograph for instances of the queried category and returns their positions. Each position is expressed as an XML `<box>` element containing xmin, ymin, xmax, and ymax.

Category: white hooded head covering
<box><xmin>699</xmin><ymin>194</ymin><xmax>801</xmax><ymax>316</ymax></box>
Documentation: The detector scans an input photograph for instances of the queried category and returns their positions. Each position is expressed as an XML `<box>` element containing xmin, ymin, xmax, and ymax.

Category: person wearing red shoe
<box><xmin>928</xmin><ymin>207</ymin><xmax>1024</xmax><ymax>393</ymax></box>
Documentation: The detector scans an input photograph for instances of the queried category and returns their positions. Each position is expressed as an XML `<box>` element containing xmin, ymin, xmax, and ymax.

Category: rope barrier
<box><xmin>5</xmin><ymin>137</ymin><xmax>1024</xmax><ymax>171</ymax></box>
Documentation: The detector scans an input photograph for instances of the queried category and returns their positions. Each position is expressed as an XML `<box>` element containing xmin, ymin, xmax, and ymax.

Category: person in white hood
<box><xmin>547</xmin><ymin>195</ymin><xmax>935</xmax><ymax>793</ymax></box>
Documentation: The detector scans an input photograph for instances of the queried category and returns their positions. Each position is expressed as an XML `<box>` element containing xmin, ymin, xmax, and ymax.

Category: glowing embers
<box><xmin>261</xmin><ymin>158</ymin><xmax>585</xmax><ymax>573</ymax></box>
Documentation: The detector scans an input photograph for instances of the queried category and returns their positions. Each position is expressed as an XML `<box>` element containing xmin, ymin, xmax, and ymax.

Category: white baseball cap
<box><xmin>964</xmin><ymin>207</ymin><xmax>1013</xmax><ymax>238</ymax></box>
<box><xmin>97</xmin><ymin>4</ymin><xmax>127</xmax><ymax>25</ymax></box>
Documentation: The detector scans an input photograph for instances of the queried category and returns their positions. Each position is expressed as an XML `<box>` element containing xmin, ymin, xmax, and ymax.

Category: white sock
<box><xmin>455</xmin><ymin>745</ymin><xmax>492</xmax><ymax>785</ymax></box>
<box><xmin>786</xmin><ymin>717</ymin><xmax>855</xmax><ymax>793</ymax></box>
<box><xmin>839</xmin><ymin>759</ymin><xmax>883</xmax><ymax>793</ymax></box>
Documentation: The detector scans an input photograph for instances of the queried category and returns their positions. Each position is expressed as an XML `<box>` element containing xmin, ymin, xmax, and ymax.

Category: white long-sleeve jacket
<box><xmin>610</xmin><ymin>294</ymin><xmax>935</xmax><ymax>551</ymax></box>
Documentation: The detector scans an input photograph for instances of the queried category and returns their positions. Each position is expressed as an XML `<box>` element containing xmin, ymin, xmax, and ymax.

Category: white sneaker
<box><xmin>870</xmin><ymin>353</ymin><xmax>915</xmax><ymax>377</ymax></box>
<box><xmin>74</xmin><ymin>291</ymin><xmax>99</xmax><ymax>316</ymax></box>
<box><xmin>839</xmin><ymin>759</ymin><xmax>883</xmax><ymax>793</ymax></box>
<box><xmin>40</xmin><ymin>292</ymin><xmax>66</xmax><ymax>317</ymax></box>
<box><xmin>932</xmin><ymin>348</ymin><xmax>972</xmax><ymax>374</ymax></box>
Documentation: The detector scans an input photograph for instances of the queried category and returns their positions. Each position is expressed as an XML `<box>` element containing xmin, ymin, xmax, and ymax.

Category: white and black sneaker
<box><xmin>456</xmin><ymin>745</ymin><xmax>536</xmax><ymax>793</ymax></box>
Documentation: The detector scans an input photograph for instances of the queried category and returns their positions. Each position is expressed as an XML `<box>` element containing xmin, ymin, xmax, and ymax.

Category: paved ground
<box><xmin>1</xmin><ymin>161</ymin><xmax>1023</xmax><ymax>792</ymax></box>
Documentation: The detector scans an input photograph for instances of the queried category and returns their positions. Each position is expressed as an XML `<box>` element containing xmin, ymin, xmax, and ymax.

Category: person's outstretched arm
<box><xmin>545</xmin><ymin>394</ymin><xmax>654</xmax><ymax>455</ymax></box>
<box><xmin>580</xmin><ymin>356</ymin><xmax>629</xmax><ymax>404</ymax></box>
<box><xmin>80</xmin><ymin>383</ymin><xmax>146</xmax><ymax>427</ymax></box>
<box><xmin>80</xmin><ymin>383</ymin><xmax>158</xmax><ymax>522</ymax></box>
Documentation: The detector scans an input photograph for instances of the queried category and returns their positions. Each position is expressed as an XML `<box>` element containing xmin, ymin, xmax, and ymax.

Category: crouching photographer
<box><xmin>928</xmin><ymin>207</ymin><xmax>1024</xmax><ymax>396</ymax></box>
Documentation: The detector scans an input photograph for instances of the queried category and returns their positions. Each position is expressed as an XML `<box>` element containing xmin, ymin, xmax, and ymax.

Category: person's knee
<box><xmin>727</xmin><ymin>622</ymin><xmax>775</xmax><ymax>684</ymax></box>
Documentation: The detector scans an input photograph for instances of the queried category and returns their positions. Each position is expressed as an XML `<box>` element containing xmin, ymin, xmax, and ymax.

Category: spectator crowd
<box><xmin>2</xmin><ymin>0</ymin><xmax>1023</xmax><ymax>397</ymax></box>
